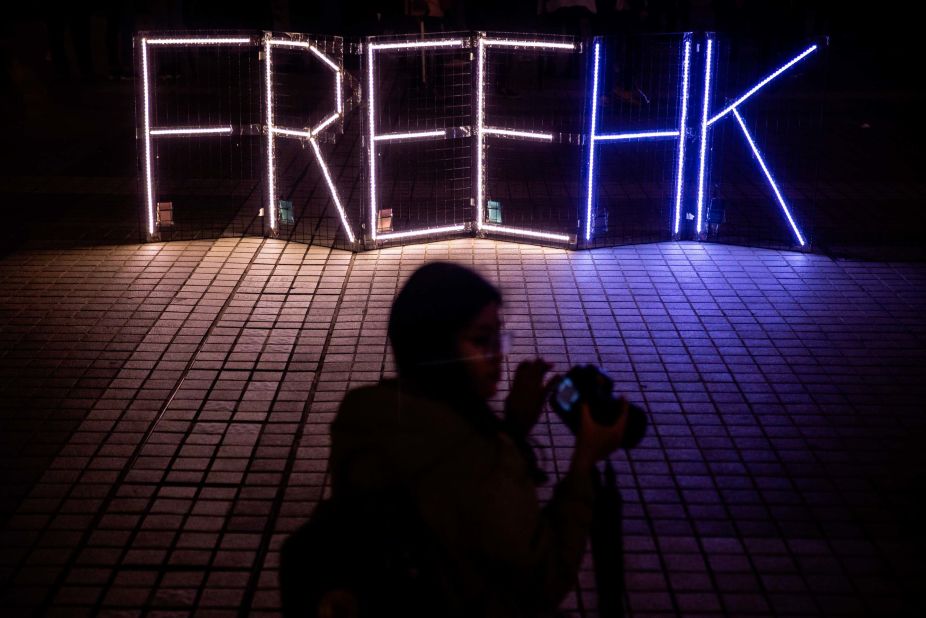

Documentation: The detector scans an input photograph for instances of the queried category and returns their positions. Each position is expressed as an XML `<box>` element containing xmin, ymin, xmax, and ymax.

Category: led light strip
<box><xmin>310</xmin><ymin>138</ymin><xmax>356</xmax><ymax>243</ymax></box>
<box><xmin>149</xmin><ymin>126</ymin><xmax>233</xmax><ymax>136</ymax></box>
<box><xmin>483</xmin><ymin>127</ymin><xmax>553</xmax><ymax>141</ymax></box>
<box><xmin>367</xmin><ymin>43</ymin><xmax>378</xmax><ymax>240</ymax></box>
<box><xmin>264</xmin><ymin>39</ymin><xmax>276</xmax><ymax>231</ymax></box>
<box><xmin>369</xmin><ymin>39</ymin><xmax>465</xmax><ymax>51</ymax></box>
<box><xmin>311</xmin><ymin>43</ymin><xmax>344</xmax><ymax>118</ymax></box>
<box><xmin>483</xmin><ymin>39</ymin><xmax>576</xmax><ymax>50</ymax></box>
<box><xmin>272</xmin><ymin>127</ymin><xmax>311</xmax><ymax>138</ymax></box>
<box><xmin>141</xmin><ymin>39</ymin><xmax>155</xmax><ymax>236</ymax></box>
<box><xmin>269</xmin><ymin>39</ymin><xmax>344</xmax><ymax>131</ymax></box>
<box><xmin>594</xmin><ymin>131</ymin><xmax>679</xmax><ymax>142</ymax></box>
<box><xmin>269</xmin><ymin>37</ymin><xmax>342</xmax><ymax>75</ymax></box>
<box><xmin>378</xmin><ymin>224</ymin><xmax>466</xmax><ymax>241</ymax></box>
<box><xmin>269</xmin><ymin>39</ymin><xmax>310</xmax><ymax>49</ymax></box>
<box><xmin>584</xmin><ymin>41</ymin><xmax>601</xmax><ymax>241</ymax></box>
<box><xmin>475</xmin><ymin>37</ymin><xmax>486</xmax><ymax>230</ymax></box>
<box><xmin>695</xmin><ymin>37</ymin><xmax>714</xmax><ymax>236</ymax></box>
<box><xmin>482</xmin><ymin>224</ymin><xmax>570</xmax><ymax>242</ymax></box>
<box><xmin>312</xmin><ymin>112</ymin><xmax>340</xmax><ymax>136</ymax></box>
<box><xmin>146</xmin><ymin>37</ymin><xmax>251</xmax><ymax>46</ymax></box>
<box><xmin>271</xmin><ymin>115</ymin><xmax>340</xmax><ymax>140</ymax></box>
<box><xmin>707</xmin><ymin>45</ymin><xmax>818</xmax><ymax>127</ymax></box>
<box><xmin>673</xmin><ymin>39</ymin><xmax>692</xmax><ymax>236</ymax></box>
<box><xmin>373</xmin><ymin>129</ymin><xmax>446</xmax><ymax>142</ymax></box>
<box><xmin>271</xmin><ymin>114</ymin><xmax>339</xmax><ymax>139</ymax></box>
<box><xmin>310</xmin><ymin>45</ymin><xmax>341</xmax><ymax>72</ymax></box>
<box><xmin>732</xmin><ymin>109</ymin><xmax>806</xmax><ymax>246</ymax></box>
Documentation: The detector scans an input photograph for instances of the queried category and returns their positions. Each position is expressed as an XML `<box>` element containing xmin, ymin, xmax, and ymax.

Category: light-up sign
<box><xmin>138</xmin><ymin>32</ymin><xmax>821</xmax><ymax>249</ymax></box>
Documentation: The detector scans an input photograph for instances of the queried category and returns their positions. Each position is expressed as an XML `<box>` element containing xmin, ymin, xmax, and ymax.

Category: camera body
<box><xmin>550</xmin><ymin>365</ymin><xmax>648</xmax><ymax>449</ymax></box>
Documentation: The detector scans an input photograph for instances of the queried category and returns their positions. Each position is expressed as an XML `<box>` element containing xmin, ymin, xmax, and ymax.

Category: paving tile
<box><xmin>2</xmin><ymin>238</ymin><xmax>925</xmax><ymax>616</ymax></box>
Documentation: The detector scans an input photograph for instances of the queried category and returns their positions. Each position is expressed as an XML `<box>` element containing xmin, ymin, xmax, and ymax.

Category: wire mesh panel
<box><xmin>478</xmin><ymin>33</ymin><xmax>583</xmax><ymax>247</ymax></box>
<box><xmin>266</xmin><ymin>35</ymin><xmax>360</xmax><ymax>250</ymax></box>
<box><xmin>583</xmin><ymin>33</ymin><xmax>689</xmax><ymax>249</ymax></box>
<box><xmin>699</xmin><ymin>36</ymin><xmax>827</xmax><ymax>250</ymax></box>
<box><xmin>364</xmin><ymin>34</ymin><xmax>473</xmax><ymax>246</ymax></box>
<box><xmin>136</xmin><ymin>32</ymin><xmax>263</xmax><ymax>242</ymax></box>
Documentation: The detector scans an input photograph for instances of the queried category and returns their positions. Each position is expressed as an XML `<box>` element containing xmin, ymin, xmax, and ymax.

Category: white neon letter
<box><xmin>478</xmin><ymin>37</ymin><xmax>577</xmax><ymax>242</ymax></box>
<box><xmin>264</xmin><ymin>39</ymin><xmax>354</xmax><ymax>241</ymax></box>
<box><xmin>696</xmin><ymin>41</ymin><xmax>817</xmax><ymax>240</ymax></box>
<box><xmin>367</xmin><ymin>38</ymin><xmax>467</xmax><ymax>243</ymax></box>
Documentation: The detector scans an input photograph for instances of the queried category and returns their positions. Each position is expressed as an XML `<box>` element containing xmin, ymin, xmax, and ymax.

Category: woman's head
<box><xmin>388</xmin><ymin>262</ymin><xmax>503</xmax><ymax>399</ymax></box>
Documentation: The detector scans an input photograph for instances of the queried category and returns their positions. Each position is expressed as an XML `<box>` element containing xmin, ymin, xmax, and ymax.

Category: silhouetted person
<box><xmin>282</xmin><ymin>262</ymin><xmax>627</xmax><ymax>617</ymax></box>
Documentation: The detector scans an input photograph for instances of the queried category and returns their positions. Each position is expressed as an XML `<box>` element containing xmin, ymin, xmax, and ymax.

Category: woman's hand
<box><xmin>571</xmin><ymin>400</ymin><xmax>629</xmax><ymax>474</ymax></box>
<box><xmin>503</xmin><ymin>359</ymin><xmax>553</xmax><ymax>437</ymax></box>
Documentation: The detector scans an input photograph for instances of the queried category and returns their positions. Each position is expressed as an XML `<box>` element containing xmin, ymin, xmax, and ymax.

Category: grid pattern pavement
<box><xmin>1</xmin><ymin>237</ymin><xmax>924</xmax><ymax>616</ymax></box>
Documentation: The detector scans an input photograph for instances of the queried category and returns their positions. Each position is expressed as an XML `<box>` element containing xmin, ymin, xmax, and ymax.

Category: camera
<box><xmin>550</xmin><ymin>365</ymin><xmax>648</xmax><ymax>449</ymax></box>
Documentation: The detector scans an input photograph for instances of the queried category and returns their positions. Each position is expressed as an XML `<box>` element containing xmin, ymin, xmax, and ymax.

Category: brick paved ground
<box><xmin>1</xmin><ymin>237</ymin><xmax>924</xmax><ymax>616</ymax></box>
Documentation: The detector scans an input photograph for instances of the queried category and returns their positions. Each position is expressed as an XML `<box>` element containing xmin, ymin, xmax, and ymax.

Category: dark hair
<box><xmin>389</xmin><ymin>263</ymin><xmax>544</xmax><ymax>478</ymax></box>
<box><xmin>389</xmin><ymin>262</ymin><xmax>501</xmax><ymax>381</ymax></box>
